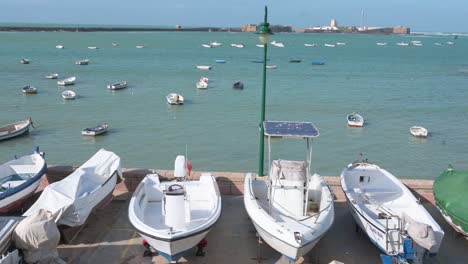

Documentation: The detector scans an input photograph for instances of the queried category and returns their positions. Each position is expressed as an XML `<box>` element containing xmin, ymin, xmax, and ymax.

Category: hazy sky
<box><xmin>1</xmin><ymin>0</ymin><xmax>466</xmax><ymax>32</ymax></box>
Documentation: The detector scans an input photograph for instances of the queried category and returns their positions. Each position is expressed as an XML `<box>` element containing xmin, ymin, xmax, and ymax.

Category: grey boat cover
<box><xmin>0</xmin><ymin>249</ymin><xmax>20</xmax><ymax>264</ymax></box>
<box><xmin>12</xmin><ymin>209</ymin><xmax>65</xmax><ymax>264</ymax></box>
<box><xmin>23</xmin><ymin>149</ymin><xmax>122</xmax><ymax>227</ymax></box>
<box><xmin>270</xmin><ymin>160</ymin><xmax>306</xmax><ymax>182</ymax></box>
<box><xmin>402</xmin><ymin>213</ymin><xmax>438</xmax><ymax>252</ymax></box>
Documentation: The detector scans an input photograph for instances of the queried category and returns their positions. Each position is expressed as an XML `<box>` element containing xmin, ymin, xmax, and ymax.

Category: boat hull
<box><xmin>437</xmin><ymin>207</ymin><xmax>468</xmax><ymax>239</ymax></box>
<box><xmin>0</xmin><ymin>180</ymin><xmax>41</xmax><ymax>213</ymax></box>
<box><xmin>0</xmin><ymin>121</ymin><xmax>31</xmax><ymax>141</ymax></box>
<box><xmin>139</xmin><ymin>229</ymin><xmax>211</xmax><ymax>262</ymax></box>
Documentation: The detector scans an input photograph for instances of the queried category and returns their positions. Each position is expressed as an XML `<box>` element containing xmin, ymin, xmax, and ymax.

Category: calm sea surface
<box><xmin>1</xmin><ymin>31</ymin><xmax>467</xmax><ymax>179</ymax></box>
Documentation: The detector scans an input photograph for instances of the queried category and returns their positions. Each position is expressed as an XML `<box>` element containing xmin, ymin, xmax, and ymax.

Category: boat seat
<box><xmin>145</xmin><ymin>176</ymin><xmax>163</xmax><ymax>202</ymax></box>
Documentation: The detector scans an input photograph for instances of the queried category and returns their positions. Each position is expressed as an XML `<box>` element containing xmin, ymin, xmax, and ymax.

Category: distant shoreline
<box><xmin>0</xmin><ymin>26</ymin><xmax>242</xmax><ymax>32</ymax></box>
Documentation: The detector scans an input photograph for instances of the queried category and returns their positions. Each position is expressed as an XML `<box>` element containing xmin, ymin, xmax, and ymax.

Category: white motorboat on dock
<box><xmin>128</xmin><ymin>155</ymin><xmax>221</xmax><ymax>263</ymax></box>
<box><xmin>340</xmin><ymin>160</ymin><xmax>444</xmax><ymax>263</ymax></box>
<box><xmin>244</xmin><ymin>121</ymin><xmax>334</xmax><ymax>261</ymax></box>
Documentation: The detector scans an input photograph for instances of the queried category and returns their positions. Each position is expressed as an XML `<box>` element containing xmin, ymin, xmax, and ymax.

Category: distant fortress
<box><xmin>0</xmin><ymin>19</ymin><xmax>409</xmax><ymax>34</ymax></box>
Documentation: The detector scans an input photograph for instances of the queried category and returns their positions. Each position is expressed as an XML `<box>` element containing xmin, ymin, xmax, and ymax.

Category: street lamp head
<box><xmin>256</xmin><ymin>23</ymin><xmax>273</xmax><ymax>45</ymax></box>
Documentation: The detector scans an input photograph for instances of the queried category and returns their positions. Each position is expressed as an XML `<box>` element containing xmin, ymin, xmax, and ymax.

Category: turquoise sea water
<box><xmin>0</xmin><ymin>31</ymin><xmax>467</xmax><ymax>179</ymax></box>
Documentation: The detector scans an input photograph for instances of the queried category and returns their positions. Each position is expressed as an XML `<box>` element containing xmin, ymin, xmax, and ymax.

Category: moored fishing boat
<box><xmin>201</xmin><ymin>44</ymin><xmax>212</xmax><ymax>48</ymax></box>
<box><xmin>107</xmin><ymin>81</ymin><xmax>128</xmax><ymax>90</ymax></box>
<box><xmin>324</xmin><ymin>44</ymin><xmax>335</xmax><ymax>47</ymax></box>
<box><xmin>215</xmin><ymin>59</ymin><xmax>226</xmax><ymax>64</ymax></box>
<box><xmin>340</xmin><ymin>160</ymin><xmax>444</xmax><ymax>263</ymax></box>
<box><xmin>75</xmin><ymin>59</ymin><xmax>89</xmax><ymax>65</ymax></box>
<box><xmin>210</xmin><ymin>41</ymin><xmax>222</xmax><ymax>47</ymax></box>
<box><xmin>0</xmin><ymin>147</ymin><xmax>46</xmax><ymax>213</ymax></box>
<box><xmin>57</xmin><ymin>76</ymin><xmax>76</xmax><ymax>86</ymax></box>
<box><xmin>196</xmin><ymin>80</ymin><xmax>208</xmax><ymax>89</ymax></box>
<box><xmin>45</xmin><ymin>73</ymin><xmax>59</xmax><ymax>79</ymax></box>
<box><xmin>410</xmin><ymin>126</ymin><xmax>428</xmax><ymax>137</ymax></box>
<box><xmin>244</xmin><ymin>121</ymin><xmax>334</xmax><ymax>261</ymax></box>
<box><xmin>21</xmin><ymin>86</ymin><xmax>37</xmax><ymax>94</ymax></box>
<box><xmin>230</xmin><ymin>43</ymin><xmax>245</xmax><ymax>48</ymax></box>
<box><xmin>128</xmin><ymin>155</ymin><xmax>222</xmax><ymax>262</ymax></box>
<box><xmin>20</xmin><ymin>59</ymin><xmax>30</xmax><ymax>64</ymax></box>
<box><xmin>347</xmin><ymin>113</ymin><xmax>364</xmax><ymax>127</ymax></box>
<box><xmin>136</xmin><ymin>45</ymin><xmax>145</xmax><ymax>49</ymax></box>
<box><xmin>266</xmin><ymin>65</ymin><xmax>277</xmax><ymax>69</ymax></box>
<box><xmin>55</xmin><ymin>45</ymin><xmax>64</xmax><ymax>49</ymax></box>
<box><xmin>87</xmin><ymin>46</ymin><xmax>98</xmax><ymax>50</ymax></box>
<box><xmin>304</xmin><ymin>43</ymin><xmax>316</xmax><ymax>47</ymax></box>
<box><xmin>433</xmin><ymin>165</ymin><xmax>468</xmax><ymax>239</ymax></box>
<box><xmin>61</xmin><ymin>90</ymin><xmax>76</xmax><ymax>99</ymax></box>
<box><xmin>24</xmin><ymin>149</ymin><xmax>123</xmax><ymax>227</ymax></box>
<box><xmin>0</xmin><ymin>118</ymin><xmax>33</xmax><ymax>141</ymax></box>
<box><xmin>270</xmin><ymin>40</ymin><xmax>285</xmax><ymax>47</ymax></box>
<box><xmin>166</xmin><ymin>93</ymin><xmax>184</xmax><ymax>105</ymax></box>
<box><xmin>196</xmin><ymin>65</ymin><xmax>211</xmax><ymax>70</ymax></box>
<box><xmin>82</xmin><ymin>124</ymin><xmax>108</xmax><ymax>136</ymax></box>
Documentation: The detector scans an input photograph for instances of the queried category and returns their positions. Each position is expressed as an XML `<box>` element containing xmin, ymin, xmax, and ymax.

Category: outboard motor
<box><xmin>174</xmin><ymin>155</ymin><xmax>186</xmax><ymax>180</ymax></box>
<box><xmin>164</xmin><ymin>184</ymin><xmax>186</xmax><ymax>230</ymax></box>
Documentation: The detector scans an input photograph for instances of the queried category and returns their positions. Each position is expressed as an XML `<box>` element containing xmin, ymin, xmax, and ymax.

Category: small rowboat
<box><xmin>347</xmin><ymin>113</ymin><xmax>364</xmax><ymax>127</ymax></box>
<box><xmin>0</xmin><ymin>148</ymin><xmax>46</xmax><ymax>213</ymax></box>
<box><xmin>201</xmin><ymin>44</ymin><xmax>212</xmax><ymax>48</ymax></box>
<box><xmin>196</xmin><ymin>65</ymin><xmax>211</xmax><ymax>70</ymax></box>
<box><xmin>166</xmin><ymin>93</ymin><xmax>184</xmax><ymax>105</ymax></box>
<box><xmin>75</xmin><ymin>59</ymin><xmax>89</xmax><ymax>65</ymax></box>
<box><xmin>20</xmin><ymin>59</ymin><xmax>30</xmax><ymax>64</ymax></box>
<box><xmin>82</xmin><ymin>124</ymin><xmax>108</xmax><ymax>136</ymax></box>
<box><xmin>136</xmin><ymin>45</ymin><xmax>145</xmax><ymax>49</ymax></box>
<box><xmin>230</xmin><ymin>43</ymin><xmax>245</xmax><ymax>48</ymax></box>
<box><xmin>304</xmin><ymin>43</ymin><xmax>316</xmax><ymax>47</ymax></box>
<box><xmin>107</xmin><ymin>81</ymin><xmax>128</xmax><ymax>90</ymax></box>
<box><xmin>56</xmin><ymin>45</ymin><xmax>64</xmax><ymax>49</ymax></box>
<box><xmin>410</xmin><ymin>126</ymin><xmax>428</xmax><ymax>137</ymax></box>
<box><xmin>87</xmin><ymin>46</ymin><xmax>98</xmax><ymax>50</ymax></box>
<box><xmin>57</xmin><ymin>76</ymin><xmax>76</xmax><ymax>86</ymax></box>
<box><xmin>21</xmin><ymin>86</ymin><xmax>37</xmax><ymax>94</ymax></box>
<box><xmin>62</xmin><ymin>90</ymin><xmax>76</xmax><ymax>100</ymax></box>
<box><xmin>45</xmin><ymin>73</ymin><xmax>59</xmax><ymax>79</ymax></box>
<box><xmin>0</xmin><ymin>118</ymin><xmax>33</xmax><ymax>141</ymax></box>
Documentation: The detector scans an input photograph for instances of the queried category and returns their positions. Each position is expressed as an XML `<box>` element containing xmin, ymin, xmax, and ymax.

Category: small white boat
<box><xmin>256</xmin><ymin>44</ymin><xmax>264</xmax><ymax>48</ymax></box>
<box><xmin>75</xmin><ymin>59</ymin><xmax>89</xmax><ymax>65</ymax></box>
<box><xmin>87</xmin><ymin>46</ymin><xmax>98</xmax><ymax>50</ymax></box>
<box><xmin>166</xmin><ymin>93</ymin><xmax>184</xmax><ymax>105</ymax></box>
<box><xmin>62</xmin><ymin>90</ymin><xmax>76</xmax><ymax>100</ymax></box>
<box><xmin>410</xmin><ymin>126</ymin><xmax>428</xmax><ymax>137</ymax></box>
<box><xmin>20</xmin><ymin>59</ymin><xmax>30</xmax><ymax>64</ymax></box>
<box><xmin>347</xmin><ymin>113</ymin><xmax>364</xmax><ymax>127</ymax></box>
<box><xmin>304</xmin><ymin>43</ymin><xmax>316</xmax><ymax>47</ymax></box>
<box><xmin>112</xmin><ymin>43</ymin><xmax>119</xmax><ymax>47</ymax></box>
<box><xmin>129</xmin><ymin>155</ymin><xmax>221</xmax><ymax>262</ymax></box>
<box><xmin>340</xmin><ymin>160</ymin><xmax>444</xmax><ymax>262</ymax></box>
<box><xmin>270</xmin><ymin>41</ymin><xmax>285</xmax><ymax>48</ymax></box>
<box><xmin>136</xmin><ymin>45</ymin><xmax>145</xmax><ymax>49</ymax></box>
<box><xmin>266</xmin><ymin>65</ymin><xmax>277</xmax><ymax>69</ymax></box>
<box><xmin>377</xmin><ymin>42</ymin><xmax>388</xmax><ymax>46</ymax></box>
<box><xmin>210</xmin><ymin>42</ymin><xmax>222</xmax><ymax>47</ymax></box>
<box><xmin>21</xmin><ymin>86</ymin><xmax>37</xmax><ymax>94</ymax></box>
<box><xmin>0</xmin><ymin>148</ymin><xmax>46</xmax><ymax>213</ymax></box>
<box><xmin>396</xmin><ymin>42</ymin><xmax>409</xmax><ymax>46</ymax></box>
<box><xmin>201</xmin><ymin>44</ymin><xmax>212</xmax><ymax>48</ymax></box>
<box><xmin>82</xmin><ymin>124</ymin><xmax>108</xmax><ymax>136</ymax></box>
<box><xmin>215</xmin><ymin>59</ymin><xmax>226</xmax><ymax>64</ymax></box>
<box><xmin>336</xmin><ymin>42</ymin><xmax>346</xmax><ymax>45</ymax></box>
<box><xmin>55</xmin><ymin>45</ymin><xmax>64</xmax><ymax>49</ymax></box>
<box><xmin>434</xmin><ymin>42</ymin><xmax>442</xmax><ymax>46</ymax></box>
<box><xmin>57</xmin><ymin>76</ymin><xmax>76</xmax><ymax>86</ymax></box>
<box><xmin>324</xmin><ymin>44</ymin><xmax>336</xmax><ymax>47</ymax></box>
<box><xmin>107</xmin><ymin>81</ymin><xmax>128</xmax><ymax>90</ymax></box>
<box><xmin>0</xmin><ymin>118</ymin><xmax>33</xmax><ymax>141</ymax></box>
<box><xmin>24</xmin><ymin>149</ymin><xmax>123</xmax><ymax>227</ymax></box>
<box><xmin>196</xmin><ymin>65</ymin><xmax>211</xmax><ymax>70</ymax></box>
<box><xmin>445</xmin><ymin>42</ymin><xmax>455</xmax><ymax>45</ymax></box>
<box><xmin>244</xmin><ymin>121</ymin><xmax>334</xmax><ymax>261</ymax></box>
<box><xmin>230</xmin><ymin>43</ymin><xmax>245</xmax><ymax>48</ymax></box>
<box><xmin>413</xmin><ymin>43</ymin><xmax>423</xmax><ymax>46</ymax></box>
<box><xmin>45</xmin><ymin>73</ymin><xmax>59</xmax><ymax>79</ymax></box>
<box><xmin>196</xmin><ymin>81</ymin><xmax>208</xmax><ymax>89</ymax></box>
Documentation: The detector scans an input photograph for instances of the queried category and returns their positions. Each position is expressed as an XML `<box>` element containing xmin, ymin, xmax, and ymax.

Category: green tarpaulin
<box><xmin>433</xmin><ymin>166</ymin><xmax>468</xmax><ymax>234</ymax></box>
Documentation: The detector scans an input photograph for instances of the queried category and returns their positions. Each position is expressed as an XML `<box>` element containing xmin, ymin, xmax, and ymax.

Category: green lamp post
<box><xmin>256</xmin><ymin>6</ymin><xmax>273</xmax><ymax>176</ymax></box>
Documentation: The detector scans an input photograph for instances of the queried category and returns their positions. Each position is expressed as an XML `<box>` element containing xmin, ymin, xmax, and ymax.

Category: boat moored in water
<box><xmin>20</xmin><ymin>59</ymin><xmax>30</xmax><ymax>64</ymax></box>
<box><xmin>166</xmin><ymin>93</ymin><xmax>184</xmax><ymax>105</ymax></box>
<box><xmin>21</xmin><ymin>86</ymin><xmax>37</xmax><ymax>94</ymax></box>
<box><xmin>196</xmin><ymin>65</ymin><xmax>211</xmax><ymax>70</ymax></box>
<box><xmin>87</xmin><ymin>46</ymin><xmax>98</xmax><ymax>50</ymax></box>
<box><xmin>82</xmin><ymin>124</ymin><xmax>108</xmax><ymax>136</ymax></box>
<box><xmin>55</xmin><ymin>45</ymin><xmax>64</xmax><ymax>49</ymax></box>
<box><xmin>230</xmin><ymin>43</ymin><xmax>245</xmax><ymax>48</ymax></box>
<box><xmin>57</xmin><ymin>76</ymin><xmax>76</xmax><ymax>86</ymax></box>
<box><xmin>347</xmin><ymin>113</ymin><xmax>364</xmax><ymax>127</ymax></box>
<box><xmin>0</xmin><ymin>118</ymin><xmax>33</xmax><ymax>141</ymax></box>
<box><xmin>410</xmin><ymin>126</ymin><xmax>428</xmax><ymax>137</ymax></box>
<box><xmin>0</xmin><ymin>148</ymin><xmax>46</xmax><ymax>213</ymax></box>
<box><xmin>61</xmin><ymin>90</ymin><xmax>76</xmax><ymax>99</ymax></box>
<box><xmin>196</xmin><ymin>80</ymin><xmax>208</xmax><ymax>89</ymax></box>
<box><xmin>75</xmin><ymin>59</ymin><xmax>89</xmax><ymax>65</ymax></box>
<box><xmin>128</xmin><ymin>155</ymin><xmax>222</xmax><ymax>262</ymax></box>
<box><xmin>244</xmin><ymin>121</ymin><xmax>334</xmax><ymax>261</ymax></box>
<box><xmin>270</xmin><ymin>40</ymin><xmax>285</xmax><ymax>48</ymax></box>
<box><xmin>107</xmin><ymin>81</ymin><xmax>128</xmax><ymax>90</ymax></box>
<box><xmin>45</xmin><ymin>73</ymin><xmax>59</xmax><ymax>79</ymax></box>
<box><xmin>232</xmin><ymin>81</ymin><xmax>244</xmax><ymax>89</ymax></box>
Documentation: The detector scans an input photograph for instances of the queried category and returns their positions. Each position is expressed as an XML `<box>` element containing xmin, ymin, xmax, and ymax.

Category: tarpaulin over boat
<box><xmin>433</xmin><ymin>166</ymin><xmax>468</xmax><ymax>233</ymax></box>
<box><xmin>23</xmin><ymin>149</ymin><xmax>122</xmax><ymax>227</ymax></box>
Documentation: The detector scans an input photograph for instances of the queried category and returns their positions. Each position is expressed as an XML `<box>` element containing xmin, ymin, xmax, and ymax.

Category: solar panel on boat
<box><xmin>263</xmin><ymin>121</ymin><xmax>319</xmax><ymax>138</ymax></box>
